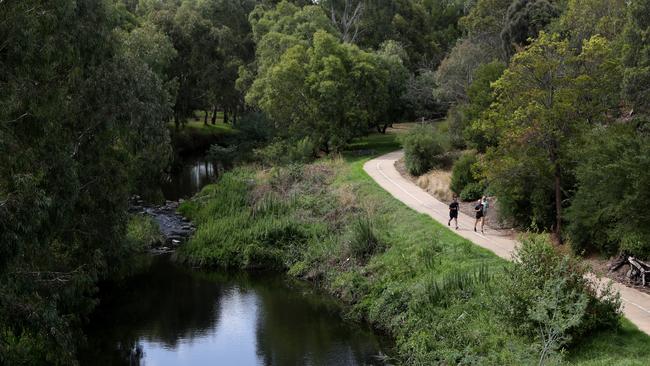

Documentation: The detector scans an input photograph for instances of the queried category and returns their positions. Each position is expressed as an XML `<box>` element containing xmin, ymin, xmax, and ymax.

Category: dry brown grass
<box><xmin>416</xmin><ymin>170</ymin><xmax>454</xmax><ymax>202</ymax></box>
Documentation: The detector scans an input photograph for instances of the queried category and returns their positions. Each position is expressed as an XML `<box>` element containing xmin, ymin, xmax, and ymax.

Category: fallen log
<box><xmin>626</xmin><ymin>257</ymin><xmax>650</xmax><ymax>287</ymax></box>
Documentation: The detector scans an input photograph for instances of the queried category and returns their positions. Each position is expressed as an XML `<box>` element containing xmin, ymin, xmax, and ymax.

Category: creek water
<box><xmin>80</xmin><ymin>155</ymin><xmax>390</xmax><ymax>365</ymax></box>
<box><xmin>160</xmin><ymin>155</ymin><xmax>217</xmax><ymax>201</ymax></box>
<box><xmin>80</xmin><ymin>255</ymin><xmax>388</xmax><ymax>366</ymax></box>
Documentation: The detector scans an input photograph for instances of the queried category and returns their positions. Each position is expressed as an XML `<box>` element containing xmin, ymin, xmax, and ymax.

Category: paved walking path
<box><xmin>364</xmin><ymin>150</ymin><xmax>650</xmax><ymax>335</ymax></box>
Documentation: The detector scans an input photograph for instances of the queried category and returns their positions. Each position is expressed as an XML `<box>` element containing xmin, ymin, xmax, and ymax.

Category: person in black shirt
<box><xmin>474</xmin><ymin>199</ymin><xmax>484</xmax><ymax>233</ymax></box>
<box><xmin>448</xmin><ymin>196</ymin><xmax>459</xmax><ymax>229</ymax></box>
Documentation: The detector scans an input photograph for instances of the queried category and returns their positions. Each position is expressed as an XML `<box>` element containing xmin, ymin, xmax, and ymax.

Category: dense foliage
<box><xmin>450</xmin><ymin>151</ymin><xmax>479</xmax><ymax>195</ymax></box>
<box><xmin>5</xmin><ymin>0</ymin><xmax>650</xmax><ymax>363</ymax></box>
<box><xmin>398</xmin><ymin>124</ymin><xmax>447</xmax><ymax>175</ymax></box>
<box><xmin>433</xmin><ymin>0</ymin><xmax>650</xmax><ymax>257</ymax></box>
<box><xmin>0</xmin><ymin>0</ymin><xmax>172</xmax><ymax>362</ymax></box>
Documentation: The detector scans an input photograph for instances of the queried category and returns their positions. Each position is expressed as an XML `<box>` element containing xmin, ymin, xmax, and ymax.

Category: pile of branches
<box><xmin>610</xmin><ymin>256</ymin><xmax>650</xmax><ymax>286</ymax></box>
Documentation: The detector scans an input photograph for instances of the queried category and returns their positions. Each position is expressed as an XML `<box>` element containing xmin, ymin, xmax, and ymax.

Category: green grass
<box><xmin>126</xmin><ymin>214</ymin><xmax>164</xmax><ymax>250</ymax></box>
<box><xmin>170</xmin><ymin>118</ymin><xmax>237</xmax><ymax>136</ymax></box>
<box><xmin>178</xmin><ymin>126</ymin><xmax>650</xmax><ymax>365</ymax></box>
<box><xmin>180</xmin><ymin>119</ymin><xmax>237</xmax><ymax>135</ymax></box>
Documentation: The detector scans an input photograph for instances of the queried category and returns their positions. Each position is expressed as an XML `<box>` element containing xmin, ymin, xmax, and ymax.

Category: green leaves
<box><xmin>247</xmin><ymin>7</ymin><xmax>400</xmax><ymax>153</ymax></box>
<box><xmin>479</xmin><ymin>32</ymin><xmax>621</xmax><ymax>231</ymax></box>
<box><xmin>622</xmin><ymin>0</ymin><xmax>650</xmax><ymax>115</ymax></box>
<box><xmin>501</xmin><ymin>235</ymin><xmax>621</xmax><ymax>363</ymax></box>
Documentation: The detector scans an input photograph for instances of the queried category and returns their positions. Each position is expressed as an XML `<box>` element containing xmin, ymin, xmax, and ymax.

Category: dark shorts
<box><xmin>450</xmin><ymin>211</ymin><xmax>458</xmax><ymax>219</ymax></box>
<box><xmin>475</xmin><ymin>212</ymin><xmax>483</xmax><ymax>219</ymax></box>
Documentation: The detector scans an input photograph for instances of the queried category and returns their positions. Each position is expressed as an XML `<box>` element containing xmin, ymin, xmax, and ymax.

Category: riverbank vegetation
<box><xmin>177</xmin><ymin>131</ymin><xmax>650</xmax><ymax>364</ymax></box>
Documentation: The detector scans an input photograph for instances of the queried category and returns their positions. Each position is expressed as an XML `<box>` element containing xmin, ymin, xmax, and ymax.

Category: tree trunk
<box><xmin>204</xmin><ymin>109</ymin><xmax>208</xmax><ymax>125</ymax></box>
<box><xmin>233</xmin><ymin>105</ymin><xmax>238</xmax><ymax>125</ymax></box>
<box><xmin>554</xmin><ymin>163</ymin><xmax>562</xmax><ymax>244</ymax></box>
<box><xmin>223</xmin><ymin>107</ymin><xmax>229</xmax><ymax>124</ymax></box>
<box><xmin>174</xmin><ymin>113</ymin><xmax>180</xmax><ymax>130</ymax></box>
<box><xmin>211</xmin><ymin>105</ymin><xmax>217</xmax><ymax>125</ymax></box>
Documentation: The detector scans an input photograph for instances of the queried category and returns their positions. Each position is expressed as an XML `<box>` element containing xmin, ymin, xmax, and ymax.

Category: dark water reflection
<box><xmin>80</xmin><ymin>256</ymin><xmax>389</xmax><ymax>366</ymax></box>
<box><xmin>161</xmin><ymin>156</ymin><xmax>216</xmax><ymax>201</ymax></box>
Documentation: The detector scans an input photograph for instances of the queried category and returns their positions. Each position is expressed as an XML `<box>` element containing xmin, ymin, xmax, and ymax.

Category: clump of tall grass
<box><xmin>126</xmin><ymin>214</ymin><xmax>163</xmax><ymax>250</ymax></box>
<box><xmin>422</xmin><ymin>264</ymin><xmax>492</xmax><ymax>307</ymax></box>
<box><xmin>348</xmin><ymin>215</ymin><xmax>385</xmax><ymax>261</ymax></box>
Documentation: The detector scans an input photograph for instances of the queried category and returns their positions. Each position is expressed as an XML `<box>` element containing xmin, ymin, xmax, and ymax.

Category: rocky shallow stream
<box><xmin>129</xmin><ymin>196</ymin><xmax>196</xmax><ymax>252</ymax></box>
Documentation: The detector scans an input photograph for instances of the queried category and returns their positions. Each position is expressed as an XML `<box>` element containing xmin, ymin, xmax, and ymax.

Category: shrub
<box><xmin>287</xmin><ymin>137</ymin><xmax>315</xmax><ymax>163</ymax></box>
<box><xmin>399</xmin><ymin>124</ymin><xmax>446</xmax><ymax>175</ymax></box>
<box><xmin>254</xmin><ymin>137</ymin><xmax>315</xmax><ymax>166</ymax></box>
<box><xmin>460</xmin><ymin>182</ymin><xmax>484</xmax><ymax>201</ymax></box>
<box><xmin>450</xmin><ymin>151</ymin><xmax>478</xmax><ymax>194</ymax></box>
<box><xmin>500</xmin><ymin>235</ymin><xmax>621</xmax><ymax>363</ymax></box>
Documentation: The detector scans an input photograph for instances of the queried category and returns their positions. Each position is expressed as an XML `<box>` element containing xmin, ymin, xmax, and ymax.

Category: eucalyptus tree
<box><xmin>0</xmin><ymin>0</ymin><xmax>173</xmax><ymax>362</ymax></box>
<box><xmin>565</xmin><ymin>0</ymin><xmax>650</xmax><ymax>256</ymax></box>
<box><xmin>480</xmin><ymin>33</ymin><xmax>620</xmax><ymax>239</ymax></box>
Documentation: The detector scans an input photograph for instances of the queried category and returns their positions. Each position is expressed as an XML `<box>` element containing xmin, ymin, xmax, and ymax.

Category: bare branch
<box><xmin>331</xmin><ymin>0</ymin><xmax>364</xmax><ymax>43</ymax></box>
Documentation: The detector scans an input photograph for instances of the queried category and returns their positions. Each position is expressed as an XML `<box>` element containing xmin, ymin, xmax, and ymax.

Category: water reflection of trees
<box><xmin>80</xmin><ymin>259</ymin><xmax>386</xmax><ymax>366</ymax></box>
<box><xmin>252</xmin><ymin>276</ymin><xmax>384</xmax><ymax>366</ymax></box>
<box><xmin>79</xmin><ymin>256</ymin><xmax>224</xmax><ymax>365</ymax></box>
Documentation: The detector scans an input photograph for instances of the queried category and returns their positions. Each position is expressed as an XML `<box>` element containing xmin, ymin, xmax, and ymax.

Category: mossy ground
<box><xmin>177</xmin><ymin>126</ymin><xmax>650</xmax><ymax>365</ymax></box>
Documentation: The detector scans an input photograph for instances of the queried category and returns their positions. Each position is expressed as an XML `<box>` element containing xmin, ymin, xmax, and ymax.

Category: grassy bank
<box><xmin>177</xmin><ymin>129</ymin><xmax>650</xmax><ymax>364</ymax></box>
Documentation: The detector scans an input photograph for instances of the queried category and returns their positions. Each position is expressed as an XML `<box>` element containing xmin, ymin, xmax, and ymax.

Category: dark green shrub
<box><xmin>399</xmin><ymin>124</ymin><xmax>446</xmax><ymax>175</ymax></box>
<box><xmin>567</xmin><ymin>123</ymin><xmax>650</xmax><ymax>258</ymax></box>
<box><xmin>450</xmin><ymin>152</ymin><xmax>478</xmax><ymax>194</ymax></box>
<box><xmin>460</xmin><ymin>182</ymin><xmax>484</xmax><ymax>201</ymax></box>
<box><xmin>500</xmin><ymin>235</ymin><xmax>621</xmax><ymax>362</ymax></box>
<box><xmin>254</xmin><ymin>137</ymin><xmax>315</xmax><ymax>166</ymax></box>
<box><xmin>287</xmin><ymin>137</ymin><xmax>315</xmax><ymax>163</ymax></box>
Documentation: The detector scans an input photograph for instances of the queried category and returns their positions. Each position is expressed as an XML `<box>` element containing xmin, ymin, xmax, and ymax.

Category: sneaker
<box><xmin>474</xmin><ymin>227</ymin><xmax>476</xmax><ymax>232</ymax></box>
<box><xmin>455</xmin><ymin>226</ymin><xmax>459</xmax><ymax>230</ymax></box>
<box><xmin>447</xmin><ymin>221</ymin><xmax>450</xmax><ymax>226</ymax></box>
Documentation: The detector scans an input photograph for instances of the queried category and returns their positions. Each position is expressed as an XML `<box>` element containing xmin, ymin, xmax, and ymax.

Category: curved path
<box><xmin>364</xmin><ymin>150</ymin><xmax>650</xmax><ymax>335</ymax></box>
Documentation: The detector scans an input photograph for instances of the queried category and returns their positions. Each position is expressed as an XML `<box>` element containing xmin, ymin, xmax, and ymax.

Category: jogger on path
<box><xmin>448</xmin><ymin>196</ymin><xmax>459</xmax><ymax>229</ymax></box>
<box><xmin>474</xmin><ymin>199</ymin><xmax>484</xmax><ymax>233</ymax></box>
